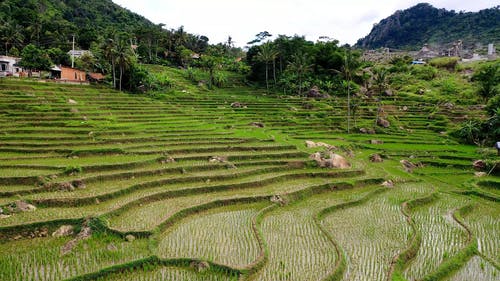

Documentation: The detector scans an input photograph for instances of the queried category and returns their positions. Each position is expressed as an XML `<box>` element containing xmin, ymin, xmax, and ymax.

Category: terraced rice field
<box><xmin>0</xmin><ymin>76</ymin><xmax>498</xmax><ymax>281</ymax></box>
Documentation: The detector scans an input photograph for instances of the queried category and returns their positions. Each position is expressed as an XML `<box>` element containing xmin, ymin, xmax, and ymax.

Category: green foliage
<box><xmin>486</xmin><ymin>94</ymin><xmax>500</xmax><ymax>115</ymax></box>
<box><xmin>429</xmin><ymin>57</ymin><xmax>459</xmax><ymax>70</ymax></box>
<box><xmin>410</xmin><ymin>65</ymin><xmax>437</xmax><ymax>81</ymax></box>
<box><xmin>472</xmin><ymin>62</ymin><xmax>500</xmax><ymax>100</ymax></box>
<box><xmin>64</xmin><ymin>166</ymin><xmax>83</xmax><ymax>175</ymax></box>
<box><xmin>47</xmin><ymin>48</ymin><xmax>71</xmax><ymax>66</ymax></box>
<box><xmin>213</xmin><ymin>72</ymin><xmax>228</xmax><ymax>88</ymax></box>
<box><xmin>452</xmin><ymin>113</ymin><xmax>500</xmax><ymax>146</ymax></box>
<box><xmin>19</xmin><ymin>44</ymin><xmax>53</xmax><ymax>74</ymax></box>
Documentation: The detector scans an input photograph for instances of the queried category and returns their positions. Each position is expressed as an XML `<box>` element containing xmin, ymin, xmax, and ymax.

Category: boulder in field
<box><xmin>68</xmin><ymin>99</ymin><xmax>77</xmax><ymax>104</ymax></box>
<box><xmin>311</xmin><ymin>152</ymin><xmax>351</xmax><ymax>169</ymax></box>
<box><xmin>71</xmin><ymin>180</ymin><xmax>86</xmax><ymax>189</ymax></box>
<box><xmin>230</xmin><ymin>102</ymin><xmax>243</xmax><ymax>108</ymax></box>
<box><xmin>52</xmin><ymin>225</ymin><xmax>75</xmax><ymax>237</ymax></box>
<box><xmin>325</xmin><ymin>153</ymin><xmax>351</xmax><ymax>169</ymax></box>
<box><xmin>381</xmin><ymin>180</ymin><xmax>394</xmax><ymax>187</ymax></box>
<box><xmin>209</xmin><ymin>156</ymin><xmax>227</xmax><ymax>163</ymax></box>
<box><xmin>377</xmin><ymin>118</ymin><xmax>390</xmax><ymax>128</ymax></box>
<box><xmin>125</xmin><ymin>234</ymin><xmax>136</xmax><ymax>242</ymax></box>
<box><xmin>370</xmin><ymin>154</ymin><xmax>384</xmax><ymax>163</ymax></box>
<box><xmin>305</xmin><ymin>140</ymin><xmax>336</xmax><ymax>150</ymax></box>
<box><xmin>369</xmin><ymin>139</ymin><xmax>384</xmax><ymax>144</ymax></box>
<box><xmin>400</xmin><ymin>159</ymin><xmax>417</xmax><ymax>173</ymax></box>
<box><xmin>472</xmin><ymin>160</ymin><xmax>486</xmax><ymax>171</ymax></box>
<box><xmin>15</xmin><ymin>201</ymin><xmax>36</xmax><ymax>212</ymax></box>
<box><xmin>359</xmin><ymin>128</ymin><xmax>376</xmax><ymax>134</ymax></box>
<box><xmin>250</xmin><ymin>122</ymin><xmax>265</xmax><ymax>128</ymax></box>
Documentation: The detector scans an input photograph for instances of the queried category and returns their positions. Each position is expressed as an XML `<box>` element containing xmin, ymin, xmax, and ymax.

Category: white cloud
<box><xmin>113</xmin><ymin>0</ymin><xmax>498</xmax><ymax>46</ymax></box>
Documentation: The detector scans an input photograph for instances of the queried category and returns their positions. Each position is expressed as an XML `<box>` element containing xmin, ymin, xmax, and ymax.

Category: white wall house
<box><xmin>0</xmin><ymin>56</ymin><xmax>23</xmax><ymax>77</ymax></box>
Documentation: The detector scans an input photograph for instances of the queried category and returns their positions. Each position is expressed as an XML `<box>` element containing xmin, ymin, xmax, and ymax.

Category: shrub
<box><xmin>472</xmin><ymin>62</ymin><xmax>500</xmax><ymax>100</ymax></box>
<box><xmin>429</xmin><ymin>57</ymin><xmax>459</xmax><ymax>70</ymax></box>
<box><xmin>410</xmin><ymin>65</ymin><xmax>437</xmax><ymax>80</ymax></box>
<box><xmin>213</xmin><ymin>72</ymin><xmax>228</xmax><ymax>88</ymax></box>
<box><xmin>486</xmin><ymin>94</ymin><xmax>500</xmax><ymax>115</ymax></box>
<box><xmin>64</xmin><ymin>166</ymin><xmax>82</xmax><ymax>175</ymax></box>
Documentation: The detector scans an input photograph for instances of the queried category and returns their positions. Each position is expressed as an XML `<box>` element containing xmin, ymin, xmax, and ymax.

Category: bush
<box><xmin>429</xmin><ymin>57</ymin><xmax>459</xmax><ymax>70</ymax></box>
<box><xmin>452</xmin><ymin>114</ymin><xmax>500</xmax><ymax>146</ymax></box>
<box><xmin>64</xmin><ymin>166</ymin><xmax>82</xmax><ymax>175</ymax></box>
<box><xmin>486</xmin><ymin>94</ymin><xmax>500</xmax><ymax>115</ymax></box>
<box><xmin>185</xmin><ymin>67</ymin><xmax>205</xmax><ymax>83</ymax></box>
<box><xmin>410</xmin><ymin>65</ymin><xmax>437</xmax><ymax>81</ymax></box>
<box><xmin>472</xmin><ymin>62</ymin><xmax>499</xmax><ymax>100</ymax></box>
<box><xmin>213</xmin><ymin>72</ymin><xmax>228</xmax><ymax>88</ymax></box>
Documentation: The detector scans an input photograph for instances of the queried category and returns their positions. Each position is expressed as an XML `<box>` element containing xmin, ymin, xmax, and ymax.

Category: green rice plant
<box><xmin>447</xmin><ymin>256</ymin><xmax>499</xmax><ymax>281</ymax></box>
<box><xmin>253</xmin><ymin>186</ymin><xmax>377</xmax><ymax>281</ymax></box>
<box><xmin>403</xmin><ymin>194</ymin><xmax>470</xmax><ymax>280</ymax></box>
<box><xmin>156</xmin><ymin>203</ymin><xmax>267</xmax><ymax>268</ymax></box>
<box><xmin>0</xmin><ymin>234</ymin><xmax>150</xmax><ymax>281</ymax></box>
<box><xmin>462</xmin><ymin>199</ymin><xmax>500</xmax><ymax>265</ymax></box>
<box><xmin>321</xmin><ymin>191</ymin><xmax>411</xmax><ymax>281</ymax></box>
<box><xmin>105</xmin><ymin>177</ymin><xmax>355</xmax><ymax>232</ymax></box>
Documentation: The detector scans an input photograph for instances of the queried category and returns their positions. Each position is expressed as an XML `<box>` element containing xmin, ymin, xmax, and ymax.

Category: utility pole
<box><xmin>71</xmin><ymin>35</ymin><xmax>75</xmax><ymax>68</ymax></box>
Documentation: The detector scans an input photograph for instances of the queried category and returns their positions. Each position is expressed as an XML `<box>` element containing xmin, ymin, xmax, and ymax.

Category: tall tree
<box><xmin>114</xmin><ymin>37</ymin><xmax>135</xmax><ymax>91</ymax></box>
<box><xmin>255</xmin><ymin>43</ymin><xmax>278</xmax><ymax>92</ymax></box>
<box><xmin>335</xmin><ymin>48</ymin><xmax>360</xmax><ymax>134</ymax></box>
<box><xmin>19</xmin><ymin>44</ymin><xmax>52</xmax><ymax>77</ymax></box>
<box><xmin>102</xmin><ymin>38</ymin><xmax>117</xmax><ymax>88</ymax></box>
<box><xmin>372</xmin><ymin>67</ymin><xmax>389</xmax><ymax>127</ymax></box>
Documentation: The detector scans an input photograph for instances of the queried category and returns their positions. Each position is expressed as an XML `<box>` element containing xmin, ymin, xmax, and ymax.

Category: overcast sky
<box><xmin>112</xmin><ymin>0</ymin><xmax>497</xmax><ymax>47</ymax></box>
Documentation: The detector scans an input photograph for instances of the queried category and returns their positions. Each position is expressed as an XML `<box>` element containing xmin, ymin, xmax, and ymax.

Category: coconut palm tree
<box><xmin>372</xmin><ymin>67</ymin><xmax>388</xmax><ymax>126</ymax></box>
<box><xmin>255</xmin><ymin>43</ymin><xmax>279</xmax><ymax>93</ymax></box>
<box><xmin>114</xmin><ymin>38</ymin><xmax>134</xmax><ymax>92</ymax></box>
<box><xmin>333</xmin><ymin>48</ymin><xmax>361</xmax><ymax>134</ymax></box>
<box><xmin>288</xmin><ymin>51</ymin><xmax>313</xmax><ymax>96</ymax></box>
<box><xmin>1</xmin><ymin>21</ymin><xmax>24</xmax><ymax>55</ymax></box>
<box><xmin>102</xmin><ymin>38</ymin><xmax>117</xmax><ymax>88</ymax></box>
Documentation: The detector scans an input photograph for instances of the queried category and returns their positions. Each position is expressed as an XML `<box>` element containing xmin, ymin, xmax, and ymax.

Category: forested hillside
<box><xmin>0</xmin><ymin>0</ymin><xmax>212</xmax><ymax>63</ymax></box>
<box><xmin>356</xmin><ymin>3</ymin><xmax>500</xmax><ymax>50</ymax></box>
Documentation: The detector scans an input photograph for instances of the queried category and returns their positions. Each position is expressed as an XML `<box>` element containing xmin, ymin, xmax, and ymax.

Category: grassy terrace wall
<box><xmin>0</xmin><ymin>73</ymin><xmax>498</xmax><ymax>281</ymax></box>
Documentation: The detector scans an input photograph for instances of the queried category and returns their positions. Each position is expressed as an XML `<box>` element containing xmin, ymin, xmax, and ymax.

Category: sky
<box><xmin>112</xmin><ymin>0</ymin><xmax>498</xmax><ymax>47</ymax></box>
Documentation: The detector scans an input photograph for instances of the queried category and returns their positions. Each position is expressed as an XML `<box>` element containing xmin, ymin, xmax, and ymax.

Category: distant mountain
<box><xmin>356</xmin><ymin>3</ymin><xmax>500</xmax><ymax>50</ymax></box>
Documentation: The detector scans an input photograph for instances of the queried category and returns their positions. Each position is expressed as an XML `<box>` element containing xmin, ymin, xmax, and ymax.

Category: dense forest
<box><xmin>356</xmin><ymin>3</ymin><xmax>500</xmax><ymax>50</ymax></box>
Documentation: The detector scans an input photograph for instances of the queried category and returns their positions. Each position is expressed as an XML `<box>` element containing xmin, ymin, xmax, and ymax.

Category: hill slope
<box><xmin>0</xmin><ymin>0</ymin><xmax>154</xmax><ymax>50</ymax></box>
<box><xmin>356</xmin><ymin>3</ymin><xmax>500</xmax><ymax>50</ymax></box>
<box><xmin>0</xmin><ymin>66</ymin><xmax>498</xmax><ymax>280</ymax></box>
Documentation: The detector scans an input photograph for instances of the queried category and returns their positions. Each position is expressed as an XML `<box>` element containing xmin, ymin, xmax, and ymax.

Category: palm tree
<box><xmin>114</xmin><ymin>38</ymin><xmax>134</xmax><ymax>91</ymax></box>
<box><xmin>334</xmin><ymin>48</ymin><xmax>360</xmax><ymax>134</ymax></box>
<box><xmin>288</xmin><ymin>51</ymin><xmax>313</xmax><ymax>96</ymax></box>
<box><xmin>255</xmin><ymin>43</ymin><xmax>279</xmax><ymax>93</ymax></box>
<box><xmin>372</xmin><ymin>67</ymin><xmax>388</xmax><ymax>126</ymax></box>
<box><xmin>102</xmin><ymin>38</ymin><xmax>117</xmax><ymax>89</ymax></box>
<box><xmin>1</xmin><ymin>22</ymin><xmax>24</xmax><ymax>55</ymax></box>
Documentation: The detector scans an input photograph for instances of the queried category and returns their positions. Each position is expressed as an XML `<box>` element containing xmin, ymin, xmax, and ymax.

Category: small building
<box><xmin>60</xmin><ymin>66</ymin><xmax>87</xmax><ymax>82</ymax></box>
<box><xmin>68</xmin><ymin>50</ymin><xmax>91</xmax><ymax>59</ymax></box>
<box><xmin>0</xmin><ymin>56</ymin><xmax>23</xmax><ymax>77</ymax></box>
<box><xmin>416</xmin><ymin>44</ymin><xmax>439</xmax><ymax>60</ymax></box>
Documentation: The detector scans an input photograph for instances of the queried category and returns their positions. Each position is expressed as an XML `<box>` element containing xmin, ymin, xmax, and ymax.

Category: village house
<box><xmin>50</xmin><ymin>66</ymin><xmax>87</xmax><ymax>82</ymax></box>
<box><xmin>0</xmin><ymin>56</ymin><xmax>24</xmax><ymax>77</ymax></box>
